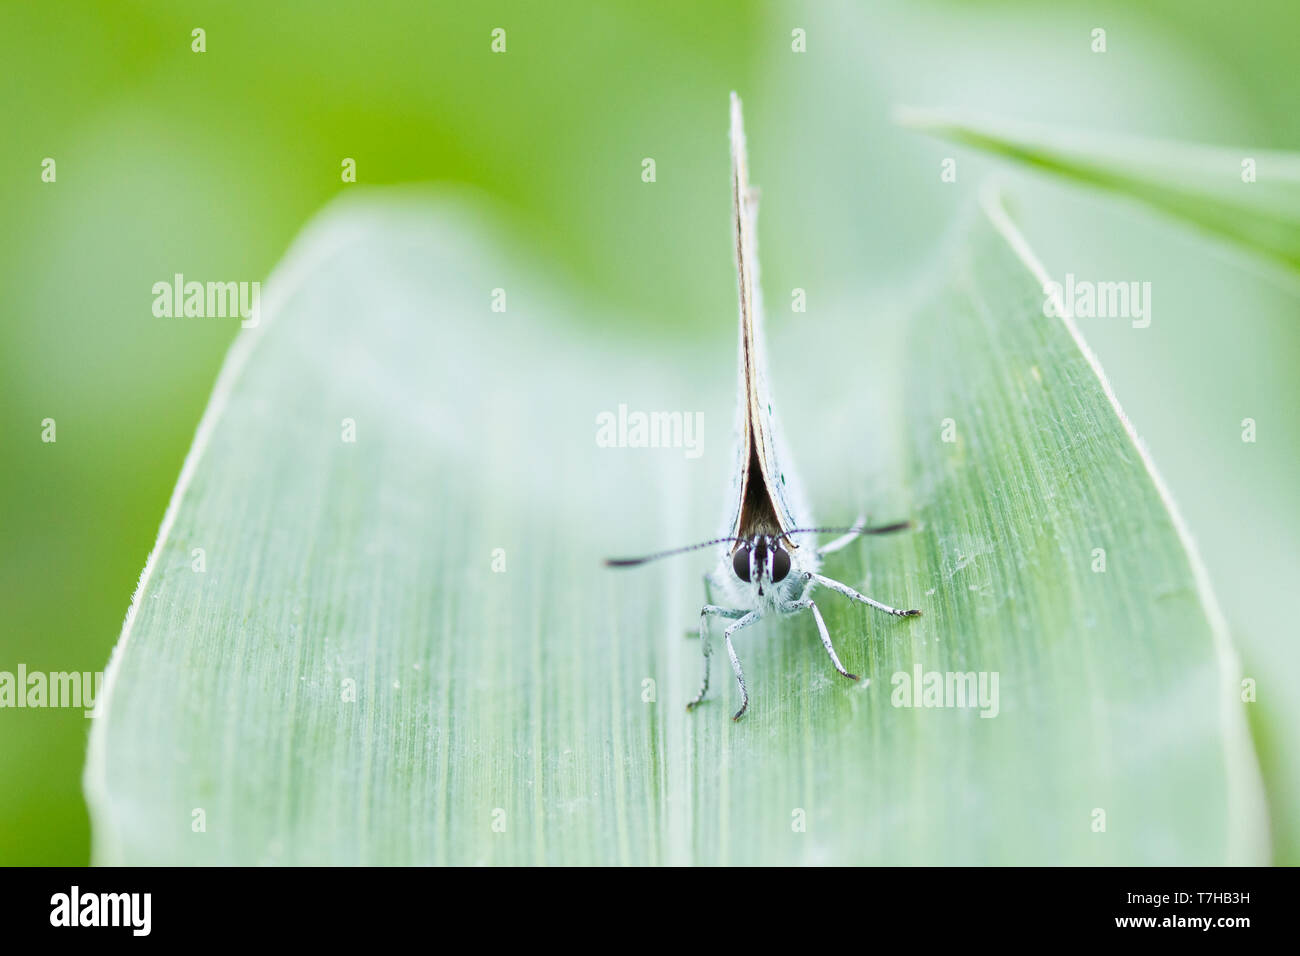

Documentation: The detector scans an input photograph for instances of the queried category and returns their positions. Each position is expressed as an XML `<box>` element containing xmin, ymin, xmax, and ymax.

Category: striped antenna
<box><xmin>604</xmin><ymin>521</ymin><xmax>911</xmax><ymax>568</ymax></box>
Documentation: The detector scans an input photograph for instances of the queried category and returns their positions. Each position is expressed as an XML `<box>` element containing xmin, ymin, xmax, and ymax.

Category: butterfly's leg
<box><xmin>816</xmin><ymin>513</ymin><xmax>867</xmax><ymax>557</ymax></box>
<box><xmin>779</xmin><ymin>596</ymin><xmax>859</xmax><ymax>680</ymax></box>
<box><xmin>723</xmin><ymin>611</ymin><xmax>760</xmax><ymax>720</ymax></box>
<box><xmin>688</xmin><ymin>605</ymin><xmax>743</xmax><ymax>710</ymax></box>
<box><xmin>812</xmin><ymin>572</ymin><xmax>921</xmax><ymax>617</ymax></box>
<box><xmin>685</xmin><ymin>574</ymin><xmax>720</xmax><ymax>640</ymax></box>
<box><xmin>806</xmin><ymin>600</ymin><xmax>859</xmax><ymax>680</ymax></box>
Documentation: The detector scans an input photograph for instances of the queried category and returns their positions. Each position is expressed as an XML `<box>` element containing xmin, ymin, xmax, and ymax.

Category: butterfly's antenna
<box><xmin>782</xmin><ymin>521</ymin><xmax>913</xmax><ymax>537</ymax></box>
<box><xmin>604</xmin><ymin>536</ymin><xmax>744</xmax><ymax>568</ymax></box>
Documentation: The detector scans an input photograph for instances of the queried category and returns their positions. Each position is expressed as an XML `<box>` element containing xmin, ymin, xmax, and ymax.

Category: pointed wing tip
<box><xmin>730</xmin><ymin>95</ymin><xmax>748</xmax><ymax>175</ymax></box>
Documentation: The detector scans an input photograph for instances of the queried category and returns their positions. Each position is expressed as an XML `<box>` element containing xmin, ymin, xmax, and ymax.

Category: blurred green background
<box><xmin>2</xmin><ymin>0</ymin><xmax>1297</xmax><ymax>865</ymax></box>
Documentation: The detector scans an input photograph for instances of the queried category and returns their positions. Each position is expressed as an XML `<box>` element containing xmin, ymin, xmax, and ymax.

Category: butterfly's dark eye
<box><xmin>732</xmin><ymin>546</ymin><xmax>752</xmax><ymax>582</ymax></box>
<box><xmin>771</xmin><ymin>545</ymin><xmax>791</xmax><ymax>582</ymax></box>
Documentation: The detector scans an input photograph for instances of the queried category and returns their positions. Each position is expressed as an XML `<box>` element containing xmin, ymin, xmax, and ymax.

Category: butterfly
<box><xmin>606</xmin><ymin>93</ymin><xmax>920</xmax><ymax>720</ymax></box>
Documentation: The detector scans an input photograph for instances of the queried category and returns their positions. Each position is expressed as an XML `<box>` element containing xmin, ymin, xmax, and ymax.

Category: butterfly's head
<box><xmin>604</xmin><ymin>522</ymin><xmax>912</xmax><ymax>603</ymax></box>
<box><xmin>730</xmin><ymin>534</ymin><xmax>798</xmax><ymax>599</ymax></box>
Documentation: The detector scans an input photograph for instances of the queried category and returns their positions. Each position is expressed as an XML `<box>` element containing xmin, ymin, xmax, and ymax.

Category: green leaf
<box><xmin>83</xmin><ymin>187</ymin><xmax>1268</xmax><ymax>864</ymax></box>
<box><xmin>897</xmin><ymin>107</ymin><xmax>1300</xmax><ymax>272</ymax></box>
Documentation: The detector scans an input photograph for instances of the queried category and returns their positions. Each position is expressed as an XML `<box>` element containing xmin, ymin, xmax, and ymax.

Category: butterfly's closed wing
<box><xmin>724</xmin><ymin>92</ymin><xmax>808</xmax><ymax>546</ymax></box>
